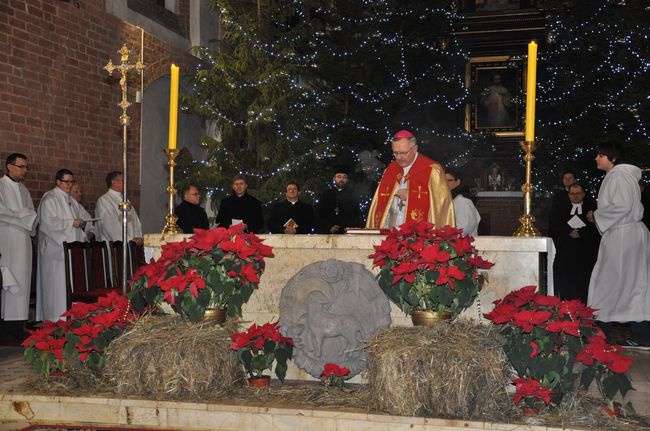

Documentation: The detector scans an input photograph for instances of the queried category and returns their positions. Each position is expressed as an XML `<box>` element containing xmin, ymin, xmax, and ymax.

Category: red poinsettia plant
<box><xmin>369</xmin><ymin>221</ymin><xmax>494</xmax><ymax>318</ymax></box>
<box><xmin>320</xmin><ymin>363</ymin><xmax>351</xmax><ymax>389</ymax></box>
<box><xmin>129</xmin><ymin>224</ymin><xmax>273</xmax><ymax>322</ymax></box>
<box><xmin>484</xmin><ymin>286</ymin><xmax>633</xmax><ymax>411</ymax></box>
<box><xmin>230</xmin><ymin>321</ymin><xmax>294</xmax><ymax>382</ymax></box>
<box><xmin>23</xmin><ymin>291</ymin><xmax>139</xmax><ymax>378</ymax></box>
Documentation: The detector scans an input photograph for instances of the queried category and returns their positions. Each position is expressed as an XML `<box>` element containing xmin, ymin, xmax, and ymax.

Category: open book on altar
<box><xmin>345</xmin><ymin>228</ymin><xmax>383</xmax><ymax>235</ymax></box>
<box><xmin>283</xmin><ymin>218</ymin><xmax>298</xmax><ymax>229</ymax></box>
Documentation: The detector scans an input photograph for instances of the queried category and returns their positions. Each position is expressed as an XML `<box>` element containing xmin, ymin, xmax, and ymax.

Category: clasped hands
<box><xmin>72</xmin><ymin>219</ymin><xmax>85</xmax><ymax>229</ymax></box>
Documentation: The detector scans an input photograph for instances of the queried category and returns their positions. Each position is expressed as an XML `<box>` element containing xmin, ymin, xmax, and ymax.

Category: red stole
<box><xmin>371</xmin><ymin>156</ymin><xmax>435</xmax><ymax>227</ymax></box>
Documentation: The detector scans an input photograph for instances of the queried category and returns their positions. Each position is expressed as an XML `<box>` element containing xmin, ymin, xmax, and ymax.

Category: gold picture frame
<box><xmin>465</xmin><ymin>56</ymin><xmax>525</xmax><ymax>137</ymax></box>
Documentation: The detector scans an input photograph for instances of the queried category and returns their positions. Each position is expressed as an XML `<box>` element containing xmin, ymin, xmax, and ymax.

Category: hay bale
<box><xmin>104</xmin><ymin>315</ymin><xmax>244</xmax><ymax>399</ymax></box>
<box><xmin>366</xmin><ymin>321</ymin><xmax>514</xmax><ymax>419</ymax></box>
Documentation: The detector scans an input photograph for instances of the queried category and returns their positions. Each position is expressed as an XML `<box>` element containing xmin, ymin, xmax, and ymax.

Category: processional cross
<box><xmin>104</xmin><ymin>44</ymin><xmax>145</xmax><ymax>293</ymax></box>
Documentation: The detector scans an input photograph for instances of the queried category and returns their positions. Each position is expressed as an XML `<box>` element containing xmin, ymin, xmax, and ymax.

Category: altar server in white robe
<box><xmin>0</xmin><ymin>153</ymin><xmax>37</xmax><ymax>323</ymax></box>
<box><xmin>95</xmin><ymin>171</ymin><xmax>143</xmax><ymax>245</ymax></box>
<box><xmin>587</xmin><ymin>141</ymin><xmax>650</xmax><ymax>347</ymax></box>
<box><xmin>445</xmin><ymin>170</ymin><xmax>481</xmax><ymax>237</ymax></box>
<box><xmin>70</xmin><ymin>183</ymin><xmax>96</xmax><ymax>241</ymax></box>
<box><xmin>36</xmin><ymin>169</ymin><xmax>86</xmax><ymax>321</ymax></box>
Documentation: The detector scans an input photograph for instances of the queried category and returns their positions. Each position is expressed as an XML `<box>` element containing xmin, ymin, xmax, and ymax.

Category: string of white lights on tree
<box><xmin>180</xmin><ymin>0</ymin><xmax>648</xmax><ymax>214</ymax></box>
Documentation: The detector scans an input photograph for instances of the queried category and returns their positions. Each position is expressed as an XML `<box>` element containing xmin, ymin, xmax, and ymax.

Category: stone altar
<box><xmin>144</xmin><ymin>233</ymin><xmax>555</xmax><ymax>380</ymax></box>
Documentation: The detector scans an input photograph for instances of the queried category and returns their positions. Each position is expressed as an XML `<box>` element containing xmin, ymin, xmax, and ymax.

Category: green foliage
<box><xmin>177</xmin><ymin>0</ymin><xmax>650</xmax><ymax>211</ymax></box>
<box><xmin>486</xmin><ymin>286</ymin><xmax>635</xmax><ymax>409</ymax></box>
<box><xmin>319</xmin><ymin>363</ymin><xmax>351</xmax><ymax>389</ymax></box>
<box><xmin>22</xmin><ymin>293</ymin><xmax>137</xmax><ymax>379</ymax></box>
<box><xmin>179</xmin><ymin>0</ymin><xmax>469</xmax><ymax>212</ymax></box>
<box><xmin>533</xmin><ymin>0</ymin><xmax>650</xmax><ymax>192</ymax></box>
<box><xmin>230</xmin><ymin>322</ymin><xmax>294</xmax><ymax>382</ymax></box>
<box><xmin>371</xmin><ymin>222</ymin><xmax>493</xmax><ymax>318</ymax></box>
<box><xmin>128</xmin><ymin>226</ymin><xmax>273</xmax><ymax>322</ymax></box>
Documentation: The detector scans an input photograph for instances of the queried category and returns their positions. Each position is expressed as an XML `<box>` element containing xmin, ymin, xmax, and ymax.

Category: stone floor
<box><xmin>0</xmin><ymin>344</ymin><xmax>649</xmax><ymax>430</ymax></box>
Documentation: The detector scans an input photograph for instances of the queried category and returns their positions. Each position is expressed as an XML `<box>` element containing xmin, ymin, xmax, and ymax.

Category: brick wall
<box><xmin>0</xmin><ymin>0</ymin><xmax>193</xmax><ymax>213</ymax></box>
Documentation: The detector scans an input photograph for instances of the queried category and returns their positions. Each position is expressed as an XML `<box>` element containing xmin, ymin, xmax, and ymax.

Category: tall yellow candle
<box><xmin>168</xmin><ymin>64</ymin><xmax>180</xmax><ymax>150</ymax></box>
<box><xmin>524</xmin><ymin>41</ymin><xmax>537</xmax><ymax>142</ymax></box>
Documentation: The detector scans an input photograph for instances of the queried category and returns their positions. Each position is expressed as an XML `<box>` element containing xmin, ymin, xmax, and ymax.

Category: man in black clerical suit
<box><xmin>549</xmin><ymin>183</ymin><xmax>600</xmax><ymax>303</ymax></box>
<box><xmin>549</xmin><ymin>170</ymin><xmax>576</xmax><ymax>215</ymax></box>
<box><xmin>268</xmin><ymin>182</ymin><xmax>314</xmax><ymax>234</ymax></box>
<box><xmin>315</xmin><ymin>167</ymin><xmax>362</xmax><ymax>234</ymax></box>
<box><xmin>215</xmin><ymin>175</ymin><xmax>264</xmax><ymax>233</ymax></box>
<box><xmin>175</xmin><ymin>184</ymin><xmax>209</xmax><ymax>234</ymax></box>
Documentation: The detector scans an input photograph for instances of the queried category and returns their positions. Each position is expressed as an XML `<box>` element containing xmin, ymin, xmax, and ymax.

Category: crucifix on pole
<box><xmin>104</xmin><ymin>45</ymin><xmax>145</xmax><ymax>293</ymax></box>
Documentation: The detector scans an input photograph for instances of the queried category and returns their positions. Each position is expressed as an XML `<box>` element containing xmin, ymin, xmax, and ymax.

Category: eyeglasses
<box><xmin>392</xmin><ymin>147</ymin><xmax>415</xmax><ymax>157</ymax></box>
<box><xmin>59</xmin><ymin>179</ymin><xmax>76</xmax><ymax>184</ymax></box>
<box><xmin>10</xmin><ymin>164</ymin><xmax>29</xmax><ymax>170</ymax></box>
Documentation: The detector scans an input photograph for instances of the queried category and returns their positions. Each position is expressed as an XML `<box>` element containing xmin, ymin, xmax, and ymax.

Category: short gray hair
<box><xmin>392</xmin><ymin>136</ymin><xmax>417</xmax><ymax>147</ymax></box>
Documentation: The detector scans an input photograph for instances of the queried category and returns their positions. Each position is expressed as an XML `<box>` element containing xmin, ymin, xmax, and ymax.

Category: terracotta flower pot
<box><xmin>248</xmin><ymin>375</ymin><xmax>271</xmax><ymax>388</ymax></box>
<box><xmin>411</xmin><ymin>310</ymin><xmax>452</xmax><ymax>326</ymax></box>
<box><xmin>600</xmin><ymin>404</ymin><xmax>622</xmax><ymax>417</ymax></box>
<box><xmin>202</xmin><ymin>307</ymin><xmax>227</xmax><ymax>324</ymax></box>
<box><xmin>522</xmin><ymin>407</ymin><xmax>538</xmax><ymax>416</ymax></box>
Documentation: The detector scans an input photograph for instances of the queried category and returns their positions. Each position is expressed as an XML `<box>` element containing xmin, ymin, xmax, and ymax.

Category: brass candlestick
<box><xmin>161</xmin><ymin>148</ymin><xmax>181</xmax><ymax>240</ymax></box>
<box><xmin>104</xmin><ymin>44</ymin><xmax>145</xmax><ymax>293</ymax></box>
<box><xmin>513</xmin><ymin>140</ymin><xmax>541</xmax><ymax>237</ymax></box>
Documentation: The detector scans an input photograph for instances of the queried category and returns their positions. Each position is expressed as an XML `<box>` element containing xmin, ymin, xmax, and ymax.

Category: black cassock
<box><xmin>548</xmin><ymin>198</ymin><xmax>600</xmax><ymax>303</ymax></box>
<box><xmin>315</xmin><ymin>187</ymin><xmax>363</xmax><ymax>234</ymax></box>
<box><xmin>268</xmin><ymin>200</ymin><xmax>314</xmax><ymax>234</ymax></box>
<box><xmin>215</xmin><ymin>193</ymin><xmax>264</xmax><ymax>233</ymax></box>
<box><xmin>175</xmin><ymin>200</ymin><xmax>209</xmax><ymax>234</ymax></box>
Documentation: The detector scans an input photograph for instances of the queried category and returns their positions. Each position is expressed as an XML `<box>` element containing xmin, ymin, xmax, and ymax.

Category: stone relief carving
<box><xmin>279</xmin><ymin>259</ymin><xmax>392</xmax><ymax>378</ymax></box>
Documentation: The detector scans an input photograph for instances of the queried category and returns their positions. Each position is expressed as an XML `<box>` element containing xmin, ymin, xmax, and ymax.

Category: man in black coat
<box><xmin>549</xmin><ymin>170</ymin><xmax>576</xmax><ymax>215</ymax></box>
<box><xmin>215</xmin><ymin>175</ymin><xmax>264</xmax><ymax>233</ymax></box>
<box><xmin>268</xmin><ymin>182</ymin><xmax>314</xmax><ymax>234</ymax></box>
<box><xmin>315</xmin><ymin>167</ymin><xmax>362</xmax><ymax>234</ymax></box>
<box><xmin>548</xmin><ymin>183</ymin><xmax>600</xmax><ymax>303</ymax></box>
<box><xmin>175</xmin><ymin>184</ymin><xmax>209</xmax><ymax>234</ymax></box>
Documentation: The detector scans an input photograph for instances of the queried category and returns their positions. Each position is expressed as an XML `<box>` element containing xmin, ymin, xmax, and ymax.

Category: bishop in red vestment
<box><xmin>366</xmin><ymin>130</ymin><xmax>455</xmax><ymax>229</ymax></box>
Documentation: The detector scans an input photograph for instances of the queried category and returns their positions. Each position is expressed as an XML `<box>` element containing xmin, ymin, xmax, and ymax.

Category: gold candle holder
<box><xmin>513</xmin><ymin>140</ymin><xmax>541</xmax><ymax>237</ymax></box>
<box><xmin>161</xmin><ymin>148</ymin><xmax>181</xmax><ymax>240</ymax></box>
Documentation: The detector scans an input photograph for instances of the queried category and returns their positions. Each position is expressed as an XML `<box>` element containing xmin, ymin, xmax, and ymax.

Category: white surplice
<box><xmin>0</xmin><ymin>175</ymin><xmax>36</xmax><ymax>321</ymax></box>
<box><xmin>95</xmin><ymin>189</ymin><xmax>142</xmax><ymax>242</ymax></box>
<box><xmin>588</xmin><ymin>164</ymin><xmax>650</xmax><ymax>322</ymax></box>
<box><xmin>453</xmin><ymin>194</ymin><xmax>481</xmax><ymax>237</ymax></box>
<box><xmin>70</xmin><ymin>199</ymin><xmax>96</xmax><ymax>241</ymax></box>
<box><xmin>36</xmin><ymin>187</ymin><xmax>86</xmax><ymax>321</ymax></box>
<box><xmin>385</xmin><ymin>154</ymin><xmax>417</xmax><ymax>228</ymax></box>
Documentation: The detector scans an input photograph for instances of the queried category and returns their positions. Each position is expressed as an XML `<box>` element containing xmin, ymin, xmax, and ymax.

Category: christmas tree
<box><xmin>181</xmin><ymin>0</ymin><xmax>649</xmax><ymax>223</ymax></box>
<box><xmin>534</xmin><ymin>0</ymin><xmax>649</xmax><ymax>195</ymax></box>
<box><xmin>181</xmin><ymin>0</ymin><xmax>471</xmax><ymax>216</ymax></box>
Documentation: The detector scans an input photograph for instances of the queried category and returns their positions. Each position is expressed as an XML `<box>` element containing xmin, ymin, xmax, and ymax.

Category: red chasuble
<box><xmin>365</xmin><ymin>154</ymin><xmax>455</xmax><ymax>229</ymax></box>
